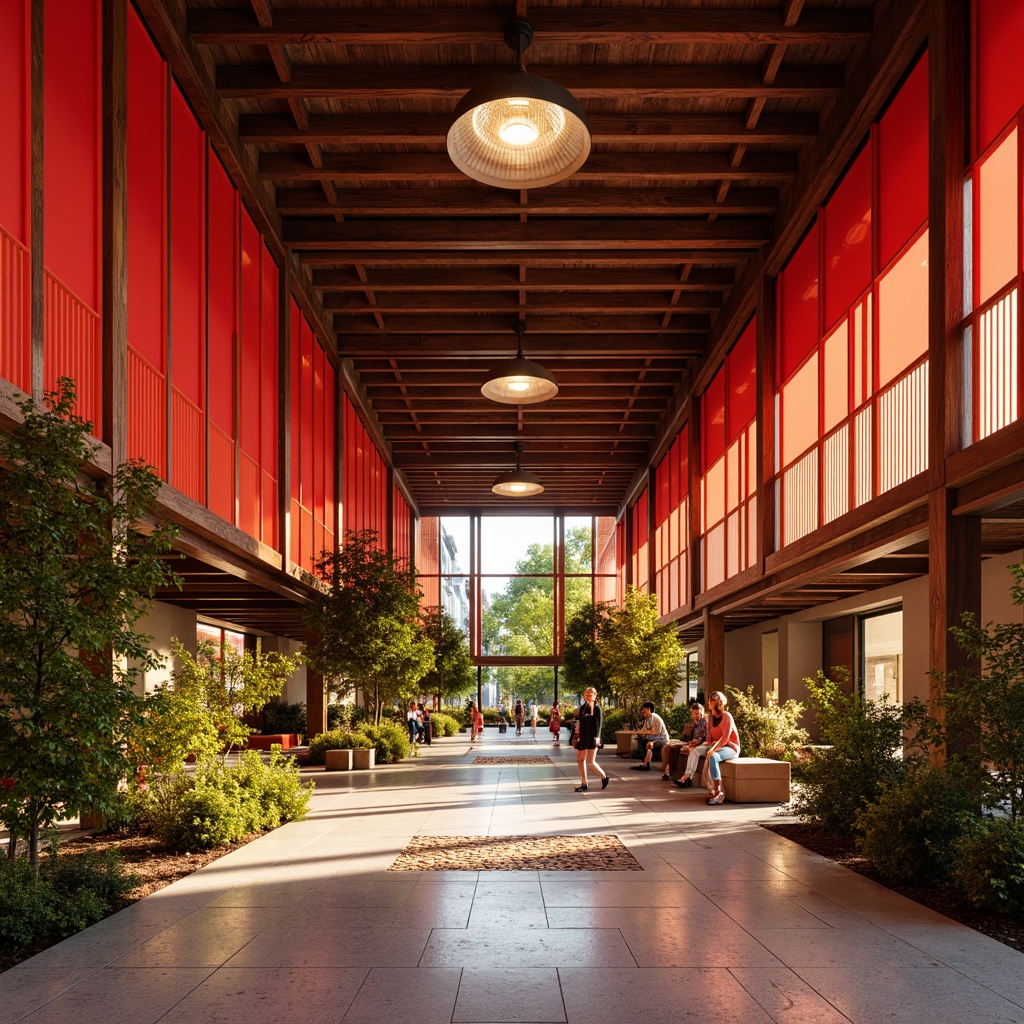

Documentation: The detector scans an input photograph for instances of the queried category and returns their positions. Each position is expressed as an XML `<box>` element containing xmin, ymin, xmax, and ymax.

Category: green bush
<box><xmin>430</xmin><ymin>712</ymin><xmax>460</xmax><ymax>737</ymax></box>
<box><xmin>792</xmin><ymin>670</ymin><xmax>927</xmax><ymax>835</ymax></box>
<box><xmin>0</xmin><ymin>850</ymin><xmax>139</xmax><ymax>952</ymax></box>
<box><xmin>600</xmin><ymin>706</ymin><xmax>628</xmax><ymax>745</ymax></box>
<box><xmin>664</xmin><ymin>702</ymin><xmax>694</xmax><ymax>739</ymax></box>
<box><xmin>727</xmin><ymin>685</ymin><xmax>808</xmax><ymax>761</ymax></box>
<box><xmin>953</xmin><ymin>817</ymin><xmax>1024</xmax><ymax>916</ymax></box>
<box><xmin>360</xmin><ymin>721</ymin><xmax>411</xmax><ymax>763</ymax></box>
<box><xmin>230</xmin><ymin>749</ymin><xmax>312</xmax><ymax>831</ymax></box>
<box><xmin>262</xmin><ymin>701</ymin><xmax>306</xmax><ymax>736</ymax></box>
<box><xmin>327</xmin><ymin>702</ymin><xmax>366</xmax><ymax>732</ymax></box>
<box><xmin>307</xmin><ymin>729</ymin><xmax>373</xmax><ymax>766</ymax></box>
<box><xmin>482</xmin><ymin>707</ymin><xmax>499</xmax><ymax>724</ymax></box>
<box><xmin>856</xmin><ymin>763</ymin><xmax>977</xmax><ymax>885</ymax></box>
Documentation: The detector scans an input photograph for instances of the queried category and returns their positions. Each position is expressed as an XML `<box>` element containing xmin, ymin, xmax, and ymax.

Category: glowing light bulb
<box><xmin>507</xmin><ymin>378</ymin><xmax>531</xmax><ymax>392</ymax></box>
<box><xmin>510</xmin><ymin>482</ymin><xmax>528</xmax><ymax>493</ymax></box>
<box><xmin>499</xmin><ymin>119</ymin><xmax>539</xmax><ymax>145</ymax></box>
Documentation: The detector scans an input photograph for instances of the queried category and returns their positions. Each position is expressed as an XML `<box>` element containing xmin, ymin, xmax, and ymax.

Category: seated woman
<box><xmin>670</xmin><ymin>702</ymin><xmax>708</xmax><ymax>786</ymax></box>
<box><xmin>702</xmin><ymin>690</ymin><xmax>740</xmax><ymax>804</ymax></box>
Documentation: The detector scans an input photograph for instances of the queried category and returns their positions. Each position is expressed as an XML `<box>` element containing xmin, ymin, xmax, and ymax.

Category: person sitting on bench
<box><xmin>672</xmin><ymin>702</ymin><xmax>709</xmax><ymax>787</ymax></box>
<box><xmin>631</xmin><ymin>702</ymin><xmax>669</xmax><ymax>771</ymax></box>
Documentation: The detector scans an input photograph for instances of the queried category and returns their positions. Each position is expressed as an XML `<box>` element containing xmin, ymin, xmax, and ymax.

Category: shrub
<box><xmin>953</xmin><ymin>817</ymin><xmax>1024</xmax><ymax>916</ymax></box>
<box><xmin>359</xmin><ymin>721</ymin><xmax>411</xmax><ymax>763</ymax></box>
<box><xmin>0</xmin><ymin>850</ymin><xmax>140</xmax><ymax>952</ymax></box>
<box><xmin>327</xmin><ymin>702</ymin><xmax>366</xmax><ymax>732</ymax></box>
<box><xmin>856</xmin><ymin>763</ymin><xmax>977</xmax><ymax>885</ymax></box>
<box><xmin>430</xmin><ymin>712</ymin><xmax>460</xmax><ymax>737</ymax></box>
<box><xmin>262</xmin><ymin>701</ymin><xmax>306</xmax><ymax>736</ymax></box>
<box><xmin>727</xmin><ymin>686</ymin><xmax>808</xmax><ymax>761</ymax></box>
<box><xmin>150</xmin><ymin>770</ymin><xmax>247</xmax><ymax>851</ymax></box>
<box><xmin>792</xmin><ymin>670</ymin><xmax>927</xmax><ymax>835</ymax></box>
<box><xmin>482</xmin><ymin>707</ymin><xmax>499</xmax><ymax>724</ymax></box>
<box><xmin>230</xmin><ymin>750</ymin><xmax>313</xmax><ymax>831</ymax></box>
<box><xmin>307</xmin><ymin>729</ymin><xmax>373</xmax><ymax>766</ymax></box>
<box><xmin>664</xmin><ymin>702</ymin><xmax>694</xmax><ymax>739</ymax></box>
<box><xmin>600</xmin><ymin>706</ymin><xmax>629</xmax><ymax>745</ymax></box>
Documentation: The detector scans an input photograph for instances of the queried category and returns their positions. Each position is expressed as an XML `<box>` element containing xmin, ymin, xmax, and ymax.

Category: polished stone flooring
<box><xmin>3</xmin><ymin>730</ymin><xmax>1023</xmax><ymax>1024</ymax></box>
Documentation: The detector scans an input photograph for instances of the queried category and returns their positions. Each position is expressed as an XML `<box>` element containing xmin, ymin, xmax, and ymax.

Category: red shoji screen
<box><xmin>630</xmin><ymin>488</ymin><xmax>649</xmax><ymax>593</ymax></box>
<box><xmin>878</xmin><ymin>54</ymin><xmax>929</xmax><ymax>271</ymax></box>
<box><xmin>126</xmin><ymin>6</ymin><xmax>167</xmax><ymax>475</ymax></box>
<box><xmin>727</xmin><ymin>320</ymin><xmax>757</xmax><ymax>442</ymax></box>
<box><xmin>43</xmin><ymin>0</ymin><xmax>102</xmax><ymax>434</ymax></box>
<box><xmin>342</xmin><ymin>393</ymin><xmax>388</xmax><ymax>544</ymax></box>
<box><xmin>416</xmin><ymin>516</ymin><xmax>440</xmax><ymax>609</ymax></box>
<box><xmin>169</xmin><ymin>82</ymin><xmax>205</xmax><ymax>504</ymax></box>
<box><xmin>238</xmin><ymin>209</ymin><xmax>262</xmax><ymax>539</ymax></box>
<box><xmin>260</xmin><ymin>242</ymin><xmax>279</xmax><ymax>547</ymax></box>
<box><xmin>207</xmin><ymin>155</ymin><xmax>237</xmax><ymax>524</ymax></box>
<box><xmin>823</xmin><ymin>146</ymin><xmax>872</xmax><ymax>330</ymax></box>
<box><xmin>778</xmin><ymin>221</ymin><xmax>820</xmax><ymax>384</ymax></box>
<box><xmin>0</xmin><ymin>0</ymin><xmax>30</xmax><ymax>394</ymax></box>
<box><xmin>312</xmin><ymin>339</ymin><xmax>326</xmax><ymax>560</ymax></box>
<box><xmin>393</xmin><ymin>483</ymin><xmax>412</xmax><ymax>563</ymax></box>
<box><xmin>974</xmin><ymin>0</ymin><xmax>1024</xmax><ymax>156</ymax></box>
<box><xmin>654</xmin><ymin>423</ymin><xmax>690</xmax><ymax>617</ymax></box>
<box><xmin>701</xmin><ymin>367</ymin><xmax>726</xmax><ymax>470</ymax></box>
<box><xmin>615</xmin><ymin>516</ymin><xmax>626</xmax><ymax>605</ymax></box>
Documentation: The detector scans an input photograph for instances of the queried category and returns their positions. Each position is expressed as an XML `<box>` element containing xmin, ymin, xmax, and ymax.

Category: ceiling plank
<box><xmin>298</xmin><ymin>249</ymin><xmax>755</xmax><ymax>267</ymax></box>
<box><xmin>333</xmin><ymin>313</ymin><xmax>710</xmax><ymax>333</ymax></box>
<box><xmin>323</xmin><ymin>291</ymin><xmax>723</xmax><ymax>314</ymax></box>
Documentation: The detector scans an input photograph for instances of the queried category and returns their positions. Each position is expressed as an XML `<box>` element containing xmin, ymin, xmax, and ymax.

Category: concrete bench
<box><xmin>720</xmin><ymin>757</ymin><xmax>791</xmax><ymax>803</ymax></box>
<box><xmin>247</xmin><ymin>733</ymin><xmax>301</xmax><ymax>750</ymax></box>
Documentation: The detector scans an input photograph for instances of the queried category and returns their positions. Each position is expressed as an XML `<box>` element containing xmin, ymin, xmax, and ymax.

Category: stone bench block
<box><xmin>720</xmin><ymin>757</ymin><xmax>790</xmax><ymax>803</ymax></box>
<box><xmin>325</xmin><ymin>749</ymin><xmax>353</xmax><ymax>771</ymax></box>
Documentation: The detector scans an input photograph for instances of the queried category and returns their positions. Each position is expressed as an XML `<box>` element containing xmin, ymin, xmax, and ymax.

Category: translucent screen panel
<box><xmin>823</xmin><ymin>321</ymin><xmax>849</xmax><ymax>434</ymax></box>
<box><xmin>780</xmin><ymin>352</ymin><xmax>819</xmax><ymax>467</ymax></box>
<box><xmin>823</xmin><ymin>145</ymin><xmax>872</xmax><ymax>330</ymax></box>
<box><xmin>977</xmin><ymin>128</ymin><xmax>1018</xmax><ymax>305</ymax></box>
<box><xmin>877</xmin><ymin>231</ymin><xmax>929</xmax><ymax>387</ymax></box>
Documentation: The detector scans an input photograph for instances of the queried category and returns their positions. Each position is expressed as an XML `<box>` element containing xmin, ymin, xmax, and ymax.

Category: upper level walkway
<box><xmin>2</xmin><ymin>730</ymin><xmax>1023</xmax><ymax>1024</ymax></box>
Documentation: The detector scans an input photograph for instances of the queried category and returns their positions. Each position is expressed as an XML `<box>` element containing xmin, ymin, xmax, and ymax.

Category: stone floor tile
<box><xmin>223</xmin><ymin>926</ymin><xmax>432</xmax><ymax>969</ymax></box>
<box><xmin>0</xmin><ymin>968</ymin><xmax>98</xmax><ymax>1024</ymax></box>
<box><xmin>453</xmin><ymin>968</ymin><xmax>566</xmax><ymax>1023</ymax></box>
<box><xmin>420</xmin><ymin>928</ymin><xmax>636</xmax><ymax>969</ymax></box>
<box><xmin>755</xmin><ymin>926</ymin><xmax>942</xmax><ymax>969</ymax></box>
<box><xmin>795</xmin><ymin>966</ymin><xmax>1024</xmax><ymax>1024</ymax></box>
<box><xmin>558</xmin><ymin>967</ymin><xmax>774</xmax><ymax>1023</ymax></box>
<box><xmin>155</xmin><ymin>967</ymin><xmax>369</xmax><ymax>1024</ymax></box>
<box><xmin>619</xmin><ymin>920</ymin><xmax>784</xmax><ymax>968</ymax></box>
<box><xmin>12</xmin><ymin>967</ymin><xmax>213</xmax><ymax>1024</ymax></box>
<box><xmin>339</xmin><ymin>968</ymin><xmax>462</xmax><ymax>1024</ymax></box>
<box><xmin>729</xmin><ymin>967</ymin><xmax>853</xmax><ymax>1024</ymax></box>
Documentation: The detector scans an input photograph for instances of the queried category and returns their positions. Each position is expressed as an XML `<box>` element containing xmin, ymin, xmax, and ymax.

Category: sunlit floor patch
<box><xmin>472</xmin><ymin>755</ymin><xmax>554</xmax><ymax>766</ymax></box>
<box><xmin>389</xmin><ymin>834</ymin><xmax>643</xmax><ymax>871</ymax></box>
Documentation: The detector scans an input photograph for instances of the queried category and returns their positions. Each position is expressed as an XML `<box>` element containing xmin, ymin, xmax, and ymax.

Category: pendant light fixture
<box><xmin>447</xmin><ymin>19</ymin><xmax>591</xmax><ymax>189</ymax></box>
<box><xmin>481</xmin><ymin>320</ymin><xmax>558</xmax><ymax>405</ymax></box>
<box><xmin>492</xmin><ymin>443</ymin><xmax>545</xmax><ymax>497</ymax></box>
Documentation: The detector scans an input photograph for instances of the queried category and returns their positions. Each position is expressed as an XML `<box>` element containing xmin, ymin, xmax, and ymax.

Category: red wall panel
<box><xmin>879</xmin><ymin>54</ymin><xmax>929</xmax><ymax>270</ymax></box>
<box><xmin>727</xmin><ymin>319</ymin><xmax>757</xmax><ymax>441</ymax></box>
<box><xmin>823</xmin><ymin>146</ymin><xmax>872</xmax><ymax>329</ymax></box>
<box><xmin>43</xmin><ymin>0</ymin><xmax>100</xmax><ymax>315</ymax></box>
<box><xmin>0</xmin><ymin>0</ymin><xmax>29</xmax><ymax>246</ymax></box>
<box><xmin>238</xmin><ymin>210</ymin><xmax>261</xmax><ymax>461</ymax></box>
<box><xmin>207</xmin><ymin>156</ymin><xmax>236</xmax><ymax>438</ymax></box>
<box><xmin>975</xmin><ymin>0</ymin><xmax>1024</xmax><ymax>155</ymax></box>
<box><xmin>778</xmin><ymin>220</ymin><xmax>820</xmax><ymax>383</ymax></box>
<box><xmin>701</xmin><ymin>367</ymin><xmax>726</xmax><ymax>468</ymax></box>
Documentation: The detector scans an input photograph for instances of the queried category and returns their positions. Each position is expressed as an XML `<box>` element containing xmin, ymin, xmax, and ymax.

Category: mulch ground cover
<box><xmin>389</xmin><ymin>834</ymin><xmax>643</xmax><ymax>871</ymax></box>
<box><xmin>472</xmin><ymin>756</ymin><xmax>554</xmax><ymax>765</ymax></box>
<box><xmin>761</xmin><ymin>821</ymin><xmax>1024</xmax><ymax>955</ymax></box>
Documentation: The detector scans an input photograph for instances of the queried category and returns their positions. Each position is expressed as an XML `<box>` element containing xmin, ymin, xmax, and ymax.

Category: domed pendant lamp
<box><xmin>447</xmin><ymin>19</ymin><xmax>591</xmax><ymax>189</ymax></box>
<box><xmin>492</xmin><ymin>443</ymin><xmax>545</xmax><ymax>497</ymax></box>
<box><xmin>481</xmin><ymin>320</ymin><xmax>558</xmax><ymax>405</ymax></box>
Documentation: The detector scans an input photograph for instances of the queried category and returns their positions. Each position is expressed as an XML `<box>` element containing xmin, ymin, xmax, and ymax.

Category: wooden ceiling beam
<box><xmin>353</xmin><ymin>347</ymin><xmax>702</xmax><ymax>364</ymax></box>
<box><xmin>242</xmin><ymin>112</ymin><xmax>818</xmax><ymax>146</ymax></box>
<box><xmin>190</xmin><ymin>7</ymin><xmax>871</xmax><ymax>46</ymax></box>
<box><xmin>219</xmin><ymin>64</ymin><xmax>843</xmax><ymax>100</ymax></box>
<box><xmin>385</xmin><ymin>423</ymin><xmax>653</xmax><ymax>441</ymax></box>
<box><xmin>278</xmin><ymin>186</ymin><xmax>780</xmax><ymax>218</ymax></box>
<box><xmin>283</xmin><ymin>216</ymin><xmax>772</xmax><ymax>250</ymax></box>
<box><xmin>324</xmin><ymin>291</ymin><xmax>723</xmax><ymax>314</ymax></box>
<box><xmin>262</xmin><ymin>151</ymin><xmax>797</xmax><ymax>183</ymax></box>
<box><xmin>334</xmin><ymin>313</ymin><xmax>710</xmax><ymax>333</ymax></box>
<box><xmin>299</xmin><ymin>249</ymin><xmax>753</xmax><ymax>267</ymax></box>
<box><xmin>312</xmin><ymin>266</ymin><xmax>735</xmax><ymax>292</ymax></box>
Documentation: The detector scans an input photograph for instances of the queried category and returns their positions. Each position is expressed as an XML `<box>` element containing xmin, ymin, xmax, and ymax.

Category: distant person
<box><xmin>514</xmin><ymin>697</ymin><xmax>525</xmax><ymax>735</ymax></box>
<box><xmin>530</xmin><ymin>699</ymin><xmax>539</xmax><ymax>736</ymax></box>
<box><xmin>703</xmin><ymin>690</ymin><xmax>740</xmax><ymax>805</ymax></box>
<box><xmin>549</xmin><ymin>702</ymin><xmax>561</xmax><ymax>744</ymax></box>
<box><xmin>573</xmin><ymin>687</ymin><xmax>609</xmax><ymax>792</ymax></box>
<box><xmin>671</xmin><ymin>702</ymin><xmax>709</xmax><ymax>786</ymax></box>
<box><xmin>474</xmin><ymin>704</ymin><xmax>484</xmax><ymax>742</ymax></box>
<box><xmin>419</xmin><ymin>702</ymin><xmax>431</xmax><ymax>746</ymax></box>
<box><xmin>468</xmin><ymin>702</ymin><xmax>481</xmax><ymax>743</ymax></box>
<box><xmin>497</xmin><ymin>702</ymin><xmax>508</xmax><ymax>726</ymax></box>
<box><xmin>406</xmin><ymin>700</ymin><xmax>421</xmax><ymax>755</ymax></box>
<box><xmin>631</xmin><ymin>701</ymin><xmax>669</xmax><ymax>771</ymax></box>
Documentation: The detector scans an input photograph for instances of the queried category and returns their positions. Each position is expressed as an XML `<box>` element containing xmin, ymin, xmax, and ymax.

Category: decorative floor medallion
<box><xmin>389</xmin><ymin>834</ymin><xmax>643</xmax><ymax>871</ymax></box>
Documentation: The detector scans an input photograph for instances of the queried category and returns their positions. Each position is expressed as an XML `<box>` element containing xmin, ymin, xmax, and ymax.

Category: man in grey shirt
<box><xmin>632</xmin><ymin>701</ymin><xmax>670</xmax><ymax>771</ymax></box>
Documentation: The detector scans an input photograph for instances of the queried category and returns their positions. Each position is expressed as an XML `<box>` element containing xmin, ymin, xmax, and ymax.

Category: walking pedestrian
<box><xmin>514</xmin><ymin>697</ymin><xmax>525</xmax><ymax>735</ymax></box>
<box><xmin>573</xmin><ymin>687</ymin><xmax>609</xmax><ymax>792</ymax></box>
<box><xmin>529</xmin><ymin>699</ymin><xmax>539</xmax><ymax>736</ymax></box>
<box><xmin>549</xmin><ymin>701</ymin><xmax>561</xmax><ymax>744</ymax></box>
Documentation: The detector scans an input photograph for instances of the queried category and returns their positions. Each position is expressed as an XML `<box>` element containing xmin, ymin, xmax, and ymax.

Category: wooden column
<box><xmin>703</xmin><ymin>608</ymin><xmax>725</xmax><ymax>695</ymax></box>
<box><xmin>102</xmin><ymin>0</ymin><xmax>127</xmax><ymax>467</ymax></box>
<box><xmin>756</xmin><ymin>268</ymin><xmax>777</xmax><ymax>571</ymax></box>
<box><xmin>304</xmin><ymin>628</ymin><xmax>328</xmax><ymax>739</ymax></box>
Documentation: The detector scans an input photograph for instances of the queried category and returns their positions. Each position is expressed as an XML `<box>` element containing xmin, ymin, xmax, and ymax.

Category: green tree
<box><xmin>305</xmin><ymin>529</ymin><xmax>435</xmax><ymax>724</ymax></box>
<box><xmin>139</xmin><ymin>638</ymin><xmax>303</xmax><ymax>771</ymax></box>
<box><xmin>563</xmin><ymin>601</ymin><xmax>611</xmax><ymax>696</ymax></box>
<box><xmin>598</xmin><ymin>586</ymin><xmax>683</xmax><ymax>720</ymax></box>
<box><xmin>0</xmin><ymin>380</ymin><xmax>178</xmax><ymax>869</ymax></box>
<box><xmin>419</xmin><ymin>606</ymin><xmax>475</xmax><ymax>703</ymax></box>
<box><xmin>482</xmin><ymin>525</ymin><xmax>594</xmax><ymax>702</ymax></box>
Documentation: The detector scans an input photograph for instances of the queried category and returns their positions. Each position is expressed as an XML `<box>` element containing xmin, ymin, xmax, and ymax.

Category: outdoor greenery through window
<box><xmin>417</xmin><ymin>515</ymin><xmax>616</xmax><ymax>705</ymax></box>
